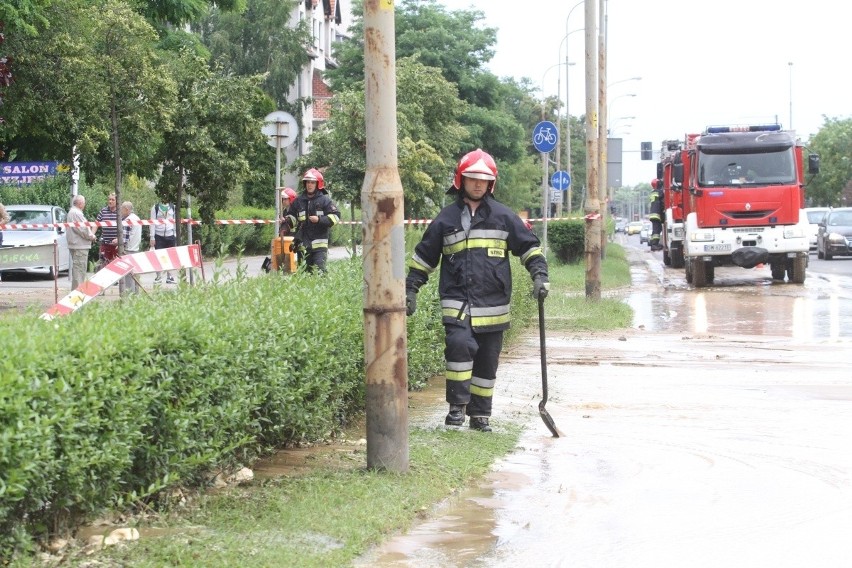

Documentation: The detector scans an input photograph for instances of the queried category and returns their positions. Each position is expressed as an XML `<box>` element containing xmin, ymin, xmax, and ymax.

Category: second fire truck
<box><xmin>660</xmin><ymin>124</ymin><xmax>819</xmax><ymax>287</ymax></box>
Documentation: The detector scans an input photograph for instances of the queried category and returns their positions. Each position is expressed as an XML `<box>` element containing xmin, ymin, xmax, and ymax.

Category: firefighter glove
<box><xmin>406</xmin><ymin>290</ymin><xmax>417</xmax><ymax>316</ymax></box>
<box><xmin>533</xmin><ymin>276</ymin><xmax>550</xmax><ymax>300</ymax></box>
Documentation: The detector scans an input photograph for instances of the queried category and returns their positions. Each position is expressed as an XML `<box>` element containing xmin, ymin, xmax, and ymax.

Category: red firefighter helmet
<box><xmin>452</xmin><ymin>148</ymin><xmax>498</xmax><ymax>193</ymax></box>
<box><xmin>280</xmin><ymin>187</ymin><xmax>297</xmax><ymax>204</ymax></box>
<box><xmin>302</xmin><ymin>168</ymin><xmax>325</xmax><ymax>191</ymax></box>
<box><xmin>651</xmin><ymin>178</ymin><xmax>661</xmax><ymax>190</ymax></box>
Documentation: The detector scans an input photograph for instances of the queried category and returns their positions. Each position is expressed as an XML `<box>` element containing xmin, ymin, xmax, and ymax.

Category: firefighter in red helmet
<box><xmin>405</xmin><ymin>149</ymin><xmax>550</xmax><ymax>432</ymax></box>
<box><xmin>648</xmin><ymin>178</ymin><xmax>664</xmax><ymax>251</ymax></box>
<box><xmin>281</xmin><ymin>168</ymin><xmax>341</xmax><ymax>273</ymax></box>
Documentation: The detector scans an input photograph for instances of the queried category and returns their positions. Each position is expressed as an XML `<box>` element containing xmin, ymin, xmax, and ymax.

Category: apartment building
<box><xmin>284</xmin><ymin>0</ymin><xmax>352</xmax><ymax>187</ymax></box>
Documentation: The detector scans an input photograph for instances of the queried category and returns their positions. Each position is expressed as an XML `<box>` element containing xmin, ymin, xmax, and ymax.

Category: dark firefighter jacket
<box><xmin>649</xmin><ymin>187</ymin><xmax>664</xmax><ymax>222</ymax></box>
<box><xmin>406</xmin><ymin>194</ymin><xmax>548</xmax><ymax>333</ymax></box>
<box><xmin>283</xmin><ymin>191</ymin><xmax>341</xmax><ymax>250</ymax></box>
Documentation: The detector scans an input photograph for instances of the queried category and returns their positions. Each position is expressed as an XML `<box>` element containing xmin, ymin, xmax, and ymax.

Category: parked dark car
<box><xmin>816</xmin><ymin>207</ymin><xmax>852</xmax><ymax>260</ymax></box>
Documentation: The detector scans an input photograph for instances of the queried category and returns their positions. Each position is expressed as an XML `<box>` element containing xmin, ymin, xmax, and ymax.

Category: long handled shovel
<box><xmin>538</xmin><ymin>294</ymin><xmax>562</xmax><ymax>437</ymax></box>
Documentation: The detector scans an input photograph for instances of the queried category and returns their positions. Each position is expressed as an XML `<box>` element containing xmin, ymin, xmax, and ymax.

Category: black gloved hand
<box><xmin>406</xmin><ymin>290</ymin><xmax>417</xmax><ymax>316</ymax></box>
<box><xmin>533</xmin><ymin>276</ymin><xmax>550</xmax><ymax>300</ymax></box>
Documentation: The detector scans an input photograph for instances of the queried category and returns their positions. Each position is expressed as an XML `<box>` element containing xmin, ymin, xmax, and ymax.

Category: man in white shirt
<box><xmin>149</xmin><ymin>202</ymin><xmax>176</xmax><ymax>284</ymax></box>
<box><xmin>121</xmin><ymin>201</ymin><xmax>142</xmax><ymax>293</ymax></box>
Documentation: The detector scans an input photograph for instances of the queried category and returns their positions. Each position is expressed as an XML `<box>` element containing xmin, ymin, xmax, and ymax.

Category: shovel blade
<box><xmin>538</xmin><ymin>400</ymin><xmax>563</xmax><ymax>438</ymax></box>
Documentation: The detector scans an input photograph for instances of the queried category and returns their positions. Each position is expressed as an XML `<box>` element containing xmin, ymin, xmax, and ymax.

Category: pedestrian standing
<box><xmin>120</xmin><ymin>201</ymin><xmax>142</xmax><ymax>293</ymax></box>
<box><xmin>281</xmin><ymin>169</ymin><xmax>341</xmax><ymax>274</ymax></box>
<box><xmin>95</xmin><ymin>193</ymin><xmax>119</xmax><ymax>270</ymax></box>
<box><xmin>66</xmin><ymin>194</ymin><xmax>97</xmax><ymax>290</ymax></box>
<box><xmin>0</xmin><ymin>202</ymin><xmax>8</xmax><ymax>282</ymax></box>
<box><xmin>405</xmin><ymin>149</ymin><xmax>550</xmax><ymax>432</ymax></box>
<box><xmin>149</xmin><ymin>201</ymin><xmax>177</xmax><ymax>284</ymax></box>
<box><xmin>0</xmin><ymin>201</ymin><xmax>8</xmax><ymax>247</ymax></box>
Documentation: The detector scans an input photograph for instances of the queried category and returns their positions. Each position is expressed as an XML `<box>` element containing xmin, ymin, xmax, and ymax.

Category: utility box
<box><xmin>271</xmin><ymin>236</ymin><xmax>298</xmax><ymax>273</ymax></box>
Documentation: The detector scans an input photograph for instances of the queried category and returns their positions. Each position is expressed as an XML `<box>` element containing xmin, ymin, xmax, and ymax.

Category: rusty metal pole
<box><xmin>598</xmin><ymin>0</ymin><xmax>608</xmax><ymax>260</ymax></box>
<box><xmin>362</xmin><ymin>0</ymin><xmax>409</xmax><ymax>472</ymax></box>
<box><xmin>584</xmin><ymin>0</ymin><xmax>601</xmax><ymax>300</ymax></box>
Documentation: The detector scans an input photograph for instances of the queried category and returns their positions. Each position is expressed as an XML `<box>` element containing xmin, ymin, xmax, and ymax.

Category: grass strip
<box><xmin>55</xmin><ymin>425</ymin><xmax>522</xmax><ymax>567</ymax></box>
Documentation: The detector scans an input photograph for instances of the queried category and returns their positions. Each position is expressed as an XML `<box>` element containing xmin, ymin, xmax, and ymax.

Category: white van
<box><xmin>803</xmin><ymin>207</ymin><xmax>830</xmax><ymax>252</ymax></box>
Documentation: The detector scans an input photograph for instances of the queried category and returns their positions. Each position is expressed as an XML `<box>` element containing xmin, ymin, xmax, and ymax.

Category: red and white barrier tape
<box><xmin>3</xmin><ymin>216</ymin><xmax>584</xmax><ymax>231</ymax></box>
<box><xmin>40</xmin><ymin>244</ymin><xmax>203</xmax><ymax>320</ymax></box>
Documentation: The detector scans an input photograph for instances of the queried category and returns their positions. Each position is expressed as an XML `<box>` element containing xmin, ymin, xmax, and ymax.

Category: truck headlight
<box><xmin>689</xmin><ymin>231</ymin><xmax>714</xmax><ymax>242</ymax></box>
<box><xmin>673</xmin><ymin>227</ymin><xmax>685</xmax><ymax>238</ymax></box>
<box><xmin>783</xmin><ymin>227</ymin><xmax>804</xmax><ymax>239</ymax></box>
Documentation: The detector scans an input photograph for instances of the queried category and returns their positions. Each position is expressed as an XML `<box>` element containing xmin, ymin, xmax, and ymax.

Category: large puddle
<box><xmin>355</xmin><ymin>248</ymin><xmax>852</xmax><ymax>567</ymax></box>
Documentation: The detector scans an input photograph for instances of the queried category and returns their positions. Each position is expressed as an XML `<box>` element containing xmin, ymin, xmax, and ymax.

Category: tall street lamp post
<box><xmin>788</xmin><ymin>61</ymin><xmax>793</xmax><ymax>130</ymax></box>
<box><xmin>562</xmin><ymin>0</ymin><xmax>584</xmax><ymax>215</ymax></box>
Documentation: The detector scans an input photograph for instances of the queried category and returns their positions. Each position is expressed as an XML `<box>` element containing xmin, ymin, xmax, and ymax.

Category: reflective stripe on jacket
<box><xmin>407</xmin><ymin>195</ymin><xmax>548</xmax><ymax>333</ymax></box>
<box><xmin>284</xmin><ymin>192</ymin><xmax>340</xmax><ymax>250</ymax></box>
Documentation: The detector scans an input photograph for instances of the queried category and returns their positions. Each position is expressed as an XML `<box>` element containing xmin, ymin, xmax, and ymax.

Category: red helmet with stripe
<box><xmin>452</xmin><ymin>149</ymin><xmax>498</xmax><ymax>193</ymax></box>
<box><xmin>280</xmin><ymin>187</ymin><xmax>297</xmax><ymax>204</ymax></box>
<box><xmin>302</xmin><ymin>168</ymin><xmax>325</xmax><ymax>191</ymax></box>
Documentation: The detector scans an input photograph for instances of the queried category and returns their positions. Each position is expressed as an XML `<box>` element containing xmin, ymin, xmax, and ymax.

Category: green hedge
<box><xmin>0</xmin><ymin>248</ymin><xmax>536</xmax><ymax>558</ymax></box>
<box><xmin>547</xmin><ymin>219</ymin><xmax>586</xmax><ymax>264</ymax></box>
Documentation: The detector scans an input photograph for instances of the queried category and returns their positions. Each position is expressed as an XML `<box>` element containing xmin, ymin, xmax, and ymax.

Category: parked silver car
<box><xmin>1</xmin><ymin>204</ymin><xmax>71</xmax><ymax>278</ymax></box>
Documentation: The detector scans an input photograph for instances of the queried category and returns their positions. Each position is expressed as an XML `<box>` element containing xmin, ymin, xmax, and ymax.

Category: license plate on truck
<box><xmin>703</xmin><ymin>244</ymin><xmax>731</xmax><ymax>252</ymax></box>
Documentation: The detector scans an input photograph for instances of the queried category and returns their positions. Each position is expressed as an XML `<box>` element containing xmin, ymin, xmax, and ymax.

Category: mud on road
<box><xmin>358</xmin><ymin>246</ymin><xmax>852</xmax><ymax>567</ymax></box>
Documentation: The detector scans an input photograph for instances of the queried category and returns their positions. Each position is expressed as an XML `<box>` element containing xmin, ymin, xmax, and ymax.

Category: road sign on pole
<box><xmin>262</xmin><ymin>111</ymin><xmax>299</xmax><ymax>237</ymax></box>
<box><xmin>551</xmin><ymin>170</ymin><xmax>571</xmax><ymax>190</ymax></box>
<box><xmin>532</xmin><ymin>121</ymin><xmax>559</xmax><ymax>153</ymax></box>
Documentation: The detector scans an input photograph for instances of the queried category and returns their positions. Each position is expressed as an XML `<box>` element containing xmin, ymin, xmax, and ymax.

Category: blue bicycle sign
<box><xmin>533</xmin><ymin>121</ymin><xmax>558</xmax><ymax>153</ymax></box>
<box><xmin>551</xmin><ymin>170</ymin><xmax>571</xmax><ymax>190</ymax></box>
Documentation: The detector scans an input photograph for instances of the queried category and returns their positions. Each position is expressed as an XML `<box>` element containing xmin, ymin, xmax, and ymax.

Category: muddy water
<box><xmin>356</xmin><ymin>248</ymin><xmax>852</xmax><ymax>567</ymax></box>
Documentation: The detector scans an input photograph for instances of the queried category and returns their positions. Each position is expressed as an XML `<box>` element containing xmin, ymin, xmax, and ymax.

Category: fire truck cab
<box><xmin>675</xmin><ymin>124</ymin><xmax>819</xmax><ymax>287</ymax></box>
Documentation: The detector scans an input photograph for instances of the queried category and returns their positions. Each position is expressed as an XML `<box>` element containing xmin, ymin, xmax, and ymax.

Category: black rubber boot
<box><xmin>444</xmin><ymin>404</ymin><xmax>466</xmax><ymax>426</ymax></box>
<box><xmin>469</xmin><ymin>416</ymin><xmax>492</xmax><ymax>432</ymax></box>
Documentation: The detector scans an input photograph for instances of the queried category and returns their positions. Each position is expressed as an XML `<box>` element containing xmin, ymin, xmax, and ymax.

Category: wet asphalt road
<box><xmin>357</xmin><ymin>241</ymin><xmax>852</xmax><ymax>568</ymax></box>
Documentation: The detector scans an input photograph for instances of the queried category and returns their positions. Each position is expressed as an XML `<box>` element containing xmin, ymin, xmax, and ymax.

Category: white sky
<box><xmin>434</xmin><ymin>0</ymin><xmax>851</xmax><ymax>187</ymax></box>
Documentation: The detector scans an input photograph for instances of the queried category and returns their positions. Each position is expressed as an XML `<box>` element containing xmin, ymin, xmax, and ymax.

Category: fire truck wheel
<box><xmin>671</xmin><ymin>248</ymin><xmax>685</xmax><ymax>269</ymax></box>
<box><xmin>787</xmin><ymin>256</ymin><xmax>807</xmax><ymax>284</ymax></box>
<box><xmin>692</xmin><ymin>259</ymin><xmax>708</xmax><ymax>288</ymax></box>
<box><xmin>770</xmin><ymin>263</ymin><xmax>786</xmax><ymax>280</ymax></box>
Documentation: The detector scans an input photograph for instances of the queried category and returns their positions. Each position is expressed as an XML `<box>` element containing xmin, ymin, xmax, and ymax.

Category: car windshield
<box><xmin>8</xmin><ymin>210</ymin><xmax>53</xmax><ymax>231</ymax></box>
<box><xmin>806</xmin><ymin>210</ymin><xmax>827</xmax><ymax>223</ymax></box>
<box><xmin>698</xmin><ymin>148</ymin><xmax>796</xmax><ymax>186</ymax></box>
<box><xmin>827</xmin><ymin>211</ymin><xmax>852</xmax><ymax>226</ymax></box>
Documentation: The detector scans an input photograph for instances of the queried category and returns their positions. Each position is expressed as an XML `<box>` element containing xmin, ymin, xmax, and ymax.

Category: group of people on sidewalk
<box><xmin>65</xmin><ymin>193</ymin><xmax>177</xmax><ymax>291</ymax></box>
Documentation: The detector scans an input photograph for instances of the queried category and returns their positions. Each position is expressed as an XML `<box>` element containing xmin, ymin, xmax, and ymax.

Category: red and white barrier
<box><xmin>1</xmin><ymin>216</ymin><xmax>584</xmax><ymax>231</ymax></box>
<box><xmin>40</xmin><ymin>244</ymin><xmax>203</xmax><ymax>320</ymax></box>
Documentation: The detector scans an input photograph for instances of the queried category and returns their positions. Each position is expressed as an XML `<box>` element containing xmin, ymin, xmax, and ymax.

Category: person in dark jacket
<box><xmin>648</xmin><ymin>179</ymin><xmax>664</xmax><ymax>251</ymax></box>
<box><xmin>405</xmin><ymin>149</ymin><xmax>550</xmax><ymax>432</ymax></box>
<box><xmin>282</xmin><ymin>169</ymin><xmax>341</xmax><ymax>273</ymax></box>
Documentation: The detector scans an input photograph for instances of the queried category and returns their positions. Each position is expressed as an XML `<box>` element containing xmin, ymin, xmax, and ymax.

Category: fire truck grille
<box><xmin>732</xmin><ymin>227</ymin><xmax>765</xmax><ymax>233</ymax></box>
<box><xmin>726</xmin><ymin>210</ymin><xmax>775</xmax><ymax>220</ymax></box>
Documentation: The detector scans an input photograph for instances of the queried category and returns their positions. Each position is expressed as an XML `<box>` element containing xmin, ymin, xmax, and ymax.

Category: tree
<box><xmin>195</xmin><ymin>0</ymin><xmax>310</xmax><ymax>113</ymax></box>
<box><xmin>139</xmin><ymin>0</ymin><xmax>246</xmax><ymax>29</ymax></box>
<box><xmin>292</xmin><ymin>57</ymin><xmax>468</xmax><ymax>218</ymax></box>
<box><xmin>0</xmin><ymin>0</ymin><xmax>52</xmax><ymax>36</ymax></box>
<box><xmin>0</xmin><ymin>0</ymin><xmax>107</xmax><ymax>164</ymax></box>
<box><xmin>806</xmin><ymin>117</ymin><xmax>852</xmax><ymax>207</ymax></box>
<box><xmin>155</xmin><ymin>49</ymin><xmax>267</xmax><ymax>235</ymax></box>
<box><xmin>86</xmin><ymin>0</ymin><xmax>176</xmax><ymax>254</ymax></box>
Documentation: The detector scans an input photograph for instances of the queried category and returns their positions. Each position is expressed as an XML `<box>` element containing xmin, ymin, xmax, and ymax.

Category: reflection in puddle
<box><xmin>628</xmin><ymin>271</ymin><xmax>852</xmax><ymax>340</ymax></box>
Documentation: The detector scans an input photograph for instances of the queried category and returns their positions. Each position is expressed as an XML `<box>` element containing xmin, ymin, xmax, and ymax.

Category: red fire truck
<box><xmin>655</xmin><ymin>138</ymin><xmax>690</xmax><ymax>268</ymax></box>
<box><xmin>668</xmin><ymin>124</ymin><xmax>819</xmax><ymax>287</ymax></box>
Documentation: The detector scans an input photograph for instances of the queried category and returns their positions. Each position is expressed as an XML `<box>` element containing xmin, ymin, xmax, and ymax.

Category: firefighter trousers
<box><xmin>443</xmin><ymin>319</ymin><xmax>504</xmax><ymax>417</ymax></box>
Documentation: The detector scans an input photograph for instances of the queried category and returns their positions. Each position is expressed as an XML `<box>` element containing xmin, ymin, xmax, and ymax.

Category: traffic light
<box><xmin>640</xmin><ymin>141</ymin><xmax>653</xmax><ymax>160</ymax></box>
